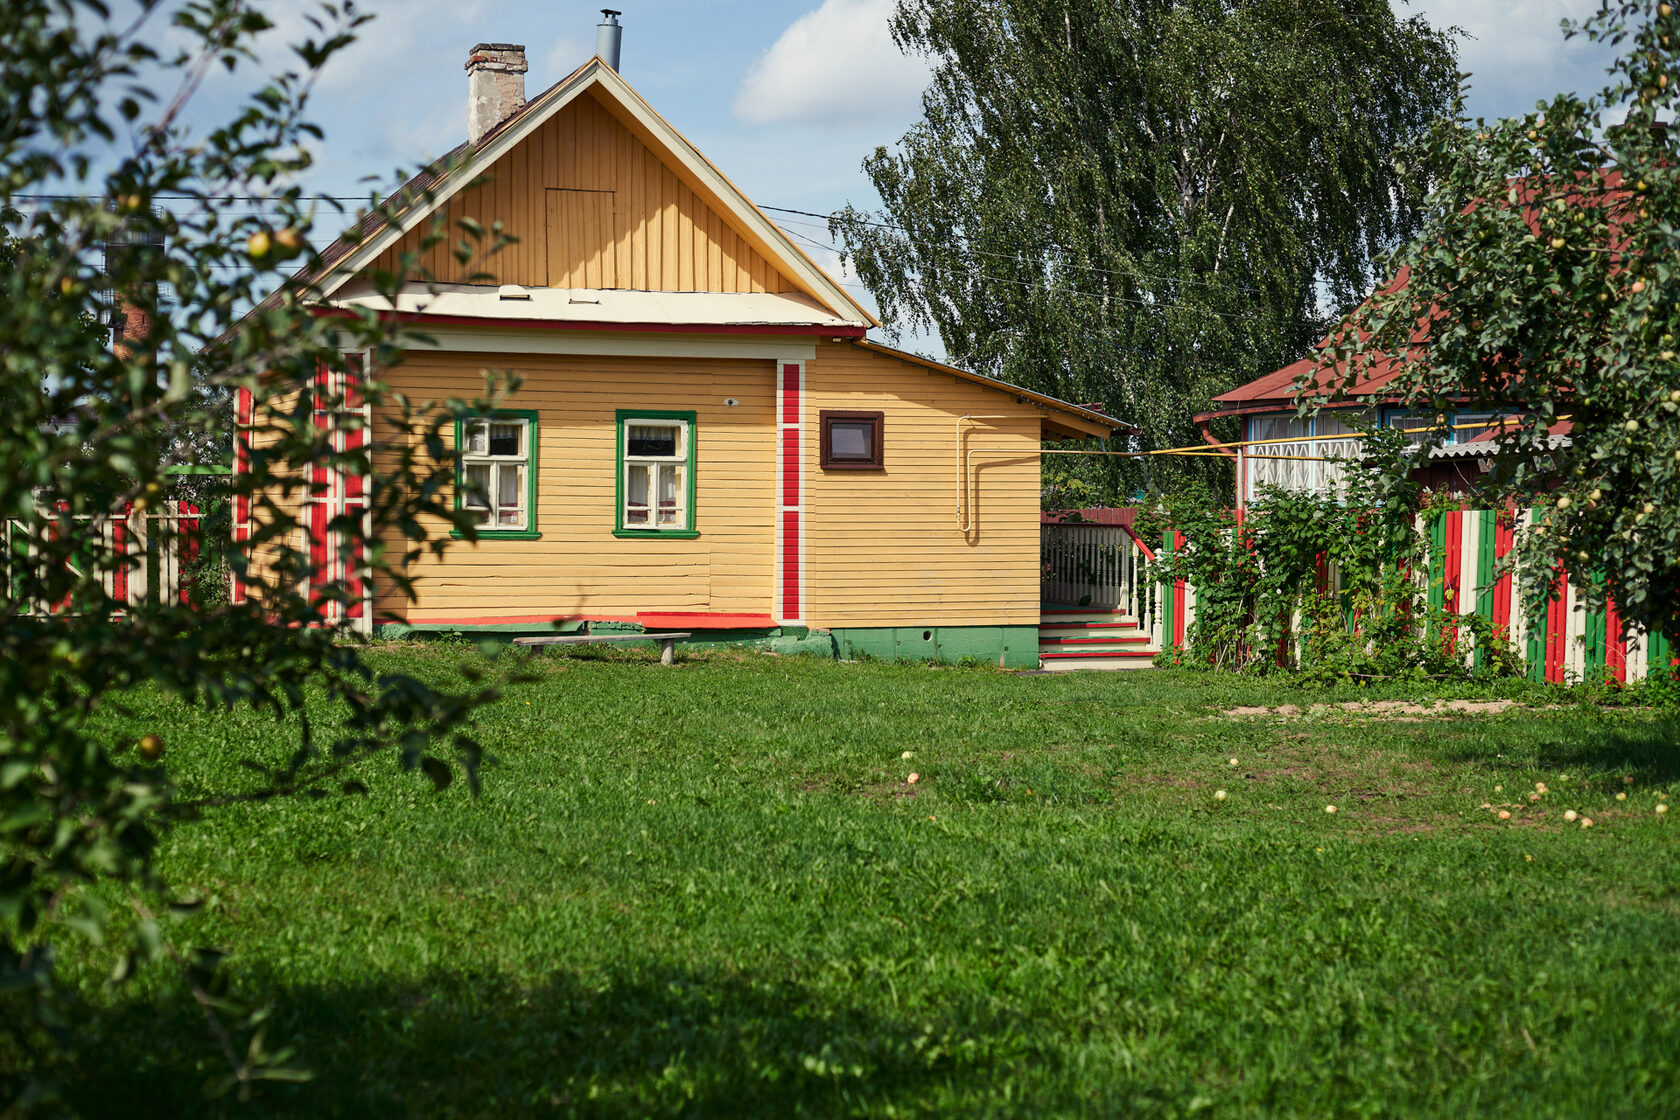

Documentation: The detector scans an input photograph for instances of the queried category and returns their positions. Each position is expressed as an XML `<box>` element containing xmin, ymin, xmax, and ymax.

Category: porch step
<box><xmin>1040</xmin><ymin>607</ymin><xmax>1139</xmax><ymax>624</ymax></box>
<box><xmin>1038</xmin><ymin>649</ymin><xmax>1159</xmax><ymax>672</ymax></box>
<box><xmin>1039</xmin><ymin>617</ymin><xmax>1139</xmax><ymax>629</ymax></box>
<box><xmin>1037</xmin><ymin>604</ymin><xmax>1158</xmax><ymax>670</ymax></box>
<box><xmin>1040</xmin><ymin>629</ymin><xmax>1149</xmax><ymax>642</ymax></box>
<box><xmin>1038</xmin><ymin>634</ymin><xmax>1151</xmax><ymax>649</ymax></box>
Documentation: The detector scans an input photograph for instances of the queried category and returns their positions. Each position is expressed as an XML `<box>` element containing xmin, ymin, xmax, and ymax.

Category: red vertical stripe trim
<box><xmin>780</xmin><ymin>429</ymin><xmax>800</xmax><ymax>509</ymax></box>
<box><xmin>781</xmin><ymin>511</ymin><xmax>801</xmax><ymax>619</ymax></box>
<box><xmin>232</xmin><ymin>387</ymin><xmax>253</xmax><ymax>604</ymax></box>
<box><xmin>1443</xmin><ymin>510</ymin><xmax>1462</xmax><ymax>607</ymax></box>
<box><xmin>180</xmin><ymin>502</ymin><xmax>199</xmax><ymax>606</ymax></box>
<box><xmin>1443</xmin><ymin>510</ymin><xmax>1462</xmax><ymax>654</ymax></box>
<box><xmin>112</xmin><ymin>502</ymin><xmax>129</xmax><ymax>608</ymax></box>
<box><xmin>1492</xmin><ymin>509</ymin><xmax>1514</xmax><ymax>633</ymax></box>
<box><xmin>778</xmin><ymin>361</ymin><xmax>802</xmax><ymax>622</ymax></box>
<box><xmin>1605</xmin><ymin>597</ymin><xmax>1627</xmax><ymax>683</ymax></box>
<box><xmin>781</xmin><ymin>363</ymin><xmax>801</xmax><ymax>425</ymax></box>
<box><xmin>1545</xmin><ymin>565</ymin><xmax>1568</xmax><ymax>683</ymax></box>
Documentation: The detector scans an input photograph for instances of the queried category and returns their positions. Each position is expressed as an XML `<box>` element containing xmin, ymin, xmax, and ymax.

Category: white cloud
<box><xmin>1397</xmin><ymin>0</ymin><xmax>1618</xmax><ymax>119</ymax></box>
<box><xmin>543</xmin><ymin>34</ymin><xmax>593</xmax><ymax>86</ymax></box>
<box><xmin>733</xmin><ymin>0</ymin><xmax>931</xmax><ymax>129</ymax></box>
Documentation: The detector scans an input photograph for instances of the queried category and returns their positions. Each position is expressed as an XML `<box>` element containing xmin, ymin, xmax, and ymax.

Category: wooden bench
<box><xmin>512</xmin><ymin>631</ymin><xmax>693</xmax><ymax>665</ymax></box>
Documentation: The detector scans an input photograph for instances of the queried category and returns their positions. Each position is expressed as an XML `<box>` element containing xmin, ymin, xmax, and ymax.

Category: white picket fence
<box><xmin>3</xmin><ymin>501</ymin><xmax>209</xmax><ymax>614</ymax></box>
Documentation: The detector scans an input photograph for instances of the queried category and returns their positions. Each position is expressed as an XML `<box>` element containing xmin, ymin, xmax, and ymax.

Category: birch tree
<box><xmin>834</xmin><ymin>0</ymin><xmax>1458</xmax><ymax>497</ymax></box>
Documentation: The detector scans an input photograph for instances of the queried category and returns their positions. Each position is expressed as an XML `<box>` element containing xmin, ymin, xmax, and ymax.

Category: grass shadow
<box><xmin>64</xmin><ymin>962</ymin><xmax>1039</xmax><ymax>1118</ymax></box>
<box><xmin>1438</xmin><ymin>717</ymin><xmax>1680</xmax><ymax>789</ymax></box>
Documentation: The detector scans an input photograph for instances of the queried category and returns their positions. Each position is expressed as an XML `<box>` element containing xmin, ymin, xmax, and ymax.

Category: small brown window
<box><xmin>820</xmin><ymin>410</ymin><xmax>884</xmax><ymax>470</ymax></box>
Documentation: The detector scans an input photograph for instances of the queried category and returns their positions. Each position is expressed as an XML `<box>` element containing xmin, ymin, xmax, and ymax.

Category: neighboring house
<box><xmin>1196</xmin><ymin>270</ymin><xmax>1570</xmax><ymax>508</ymax></box>
<box><xmin>234</xmin><ymin>47</ymin><xmax>1119</xmax><ymax>668</ymax></box>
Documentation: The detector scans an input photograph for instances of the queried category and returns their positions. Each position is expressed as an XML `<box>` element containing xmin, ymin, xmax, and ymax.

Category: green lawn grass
<box><xmin>46</xmin><ymin>648</ymin><xmax>1680</xmax><ymax>1117</ymax></box>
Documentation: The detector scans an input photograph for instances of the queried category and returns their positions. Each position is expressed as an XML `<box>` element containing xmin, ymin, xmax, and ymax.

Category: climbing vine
<box><xmin>1142</xmin><ymin>439</ymin><xmax>1522</xmax><ymax>682</ymax></box>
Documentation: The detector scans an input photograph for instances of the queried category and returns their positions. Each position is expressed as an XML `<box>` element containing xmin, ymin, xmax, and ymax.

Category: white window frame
<box><xmin>459</xmin><ymin>414</ymin><xmax>533</xmax><ymax>533</ymax></box>
<box><xmin>619</xmin><ymin>415</ymin><xmax>691</xmax><ymax>532</ymax></box>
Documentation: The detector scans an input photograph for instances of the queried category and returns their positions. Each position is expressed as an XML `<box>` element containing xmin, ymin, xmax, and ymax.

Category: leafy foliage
<box><xmin>835</xmin><ymin>0</ymin><xmax>1459</xmax><ymax>499</ymax></box>
<box><xmin>1315</xmin><ymin>1</ymin><xmax>1680</xmax><ymax>639</ymax></box>
<box><xmin>1</xmin><ymin>0</ymin><xmax>516</xmax><ymax>1105</ymax></box>
<box><xmin>1143</xmin><ymin>447</ymin><xmax>1523</xmax><ymax>682</ymax></box>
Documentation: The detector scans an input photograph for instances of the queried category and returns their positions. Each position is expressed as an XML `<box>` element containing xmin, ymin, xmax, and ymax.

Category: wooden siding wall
<box><xmin>373</xmin><ymin>351</ymin><xmax>776</xmax><ymax>624</ymax></box>
<box><xmin>240</xmin><ymin>385</ymin><xmax>307</xmax><ymax>604</ymax></box>
<box><xmin>801</xmin><ymin>341</ymin><xmax>1044</xmax><ymax>629</ymax></box>
<box><xmin>369</xmin><ymin>92</ymin><xmax>795</xmax><ymax>295</ymax></box>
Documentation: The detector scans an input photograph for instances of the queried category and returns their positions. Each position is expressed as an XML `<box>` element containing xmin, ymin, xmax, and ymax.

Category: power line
<box><xmin>763</xmin><ymin>204</ymin><xmax>1263</xmax><ymax>296</ymax></box>
<box><xmin>780</xmin><ymin>226</ymin><xmax>1269</xmax><ymax>325</ymax></box>
<box><xmin>14</xmin><ymin>190</ymin><xmax>1273</xmax><ymax>322</ymax></box>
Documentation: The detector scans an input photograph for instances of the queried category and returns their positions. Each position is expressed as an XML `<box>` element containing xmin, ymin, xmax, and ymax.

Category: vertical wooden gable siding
<box><xmin>800</xmin><ymin>341</ymin><xmax>1045</xmax><ymax>629</ymax></box>
<box><xmin>368</xmin><ymin>93</ymin><xmax>794</xmax><ymax>295</ymax></box>
<box><xmin>370</xmin><ymin>351</ymin><xmax>776</xmax><ymax>624</ymax></box>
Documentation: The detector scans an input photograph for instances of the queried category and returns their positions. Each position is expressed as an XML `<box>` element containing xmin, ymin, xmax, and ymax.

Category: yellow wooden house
<box><xmin>244</xmin><ymin>47</ymin><xmax>1118</xmax><ymax>668</ymax></box>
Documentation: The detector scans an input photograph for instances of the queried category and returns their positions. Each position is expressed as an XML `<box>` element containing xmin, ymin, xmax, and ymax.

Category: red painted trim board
<box><xmin>1492</xmin><ymin>510</ymin><xmax>1514</xmax><ymax>633</ymax></box>
<box><xmin>231</xmin><ymin>387</ymin><xmax>253</xmax><ymax>605</ymax></box>
<box><xmin>1605</xmin><ymin>597</ymin><xmax>1627</xmax><ymax>682</ymax></box>
<box><xmin>1443</xmin><ymin>509</ymin><xmax>1462</xmax><ymax>653</ymax></box>
<box><xmin>1545</xmin><ymin>566</ymin><xmax>1568</xmax><ymax>683</ymax></box>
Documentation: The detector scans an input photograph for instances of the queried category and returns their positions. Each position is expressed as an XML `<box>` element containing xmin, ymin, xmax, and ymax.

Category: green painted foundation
<box><xmin>376</xmin><ymin>622</ymin><xmax>1033</xmax><ymax>668</ymax></box>
<box><xmin>830</xmin><ymin>626</ymin><xmax>1039</xmax><ymax>670</ymax></box>
<box><xmin>375</xmin><ymin>621</ymin><xmax>836</xmax><ymax>659</ymax></box>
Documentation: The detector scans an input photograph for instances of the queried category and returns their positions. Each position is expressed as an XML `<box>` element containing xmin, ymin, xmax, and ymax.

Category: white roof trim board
<box><xmin>316</xmin><ymin>57</ymin><xmax>876</xmax><ymax>328</ymax></box>
<box><xmin>329</xmin><ymin>282</ymin><xmax>859</xmax><ymax>328</ymax></box>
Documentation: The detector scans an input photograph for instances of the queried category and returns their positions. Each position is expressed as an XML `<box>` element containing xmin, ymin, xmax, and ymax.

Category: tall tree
<box><xmin>834</xmin><ymin>0</ymin><xmax>1458</xmax><ymax>498</ymax></box>
<box><xmin>1319</xmin><ymin>1</ymin><xmax>1680</xmax><ymax>640</ymax></box>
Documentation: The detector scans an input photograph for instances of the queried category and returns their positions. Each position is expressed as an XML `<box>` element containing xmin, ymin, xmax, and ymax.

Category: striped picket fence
<box><xmin>1420</xmin><ymin>507</ymin><xmax>1673</xmax><ymax>684</ymax></box>
<box><xmin>3</xmin><ymin>500</ymin><xmax>208</xmax><ymax>614</ymax></box>
<box><xmin>1052</xmin><ymin>505</ymin><xmax>1672</xmax><ymax>684</ymax></box>
<box><xmin>1156</xmin><ymin>529</ymin><xmax>1196</xmax><ymax>653</ymax></box>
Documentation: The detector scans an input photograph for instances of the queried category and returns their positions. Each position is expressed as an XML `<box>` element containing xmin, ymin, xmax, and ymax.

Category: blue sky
<box><xmin>166</xmin><ymin>0</ymin><xmax>1623</xmax><ymax>320</ymax></box>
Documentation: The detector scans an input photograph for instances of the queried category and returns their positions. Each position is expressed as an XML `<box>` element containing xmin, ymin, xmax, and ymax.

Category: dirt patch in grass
<box><xmin>1217</xmin><ymin>735</ymin><xmax>1446</xmax><ymax>799</ymax></box>
<box><xmin>1221</xmin><ymin>699</ymin><xmax>1519</xmax><ymax>720</ymax></box>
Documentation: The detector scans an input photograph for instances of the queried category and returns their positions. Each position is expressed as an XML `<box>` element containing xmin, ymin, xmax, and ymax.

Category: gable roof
<box><xmin>314</xmin><ymin>57</ymin><xmax>878</xmax><ymax>327</ymax></box>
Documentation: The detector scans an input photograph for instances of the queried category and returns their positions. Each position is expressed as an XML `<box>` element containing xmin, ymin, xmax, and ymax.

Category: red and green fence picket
<box><xmin>1419</xmin><ymin>507</ymin><xmax>1668</xmax><ymax>683</ymax></box>
<box><xmin>1052</xmin><ymin>505</ymin><xmax>1676</xmax><ymax>684</ymax></box>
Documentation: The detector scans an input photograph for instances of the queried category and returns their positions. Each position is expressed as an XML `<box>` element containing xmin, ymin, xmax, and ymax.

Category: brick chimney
<box><xmin>102</xmin><ymin>209</ymin><xmax>163</xmax><ymax>366</ymax></box>
<box><xmin>466</xmin><ymin>43</ymin><xmax>528</xmax><ymax>144</ymax></box>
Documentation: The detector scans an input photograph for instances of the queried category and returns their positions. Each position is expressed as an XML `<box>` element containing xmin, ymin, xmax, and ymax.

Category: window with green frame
<box><xmin>454</xmin><ymin>410</ymin><xmax>541</xmax><ymax>540</ymax></box>
<box><xmin>615</xmin><ymin>409</ymin><xmax>697</xmax><ymax>539</ymax></box>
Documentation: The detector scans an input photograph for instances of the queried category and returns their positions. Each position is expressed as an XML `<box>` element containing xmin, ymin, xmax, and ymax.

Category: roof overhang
<box><xmin>325</xmin><ymin>282</ymin><xmax>866</xmax><ymax>333</ymax></box>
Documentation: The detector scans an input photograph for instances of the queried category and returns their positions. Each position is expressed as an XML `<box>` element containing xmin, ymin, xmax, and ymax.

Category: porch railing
<box><xmin>1041</xmin><ymin>519</ymin><xmax>1163</xmax><ymax>641</ymax></box>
